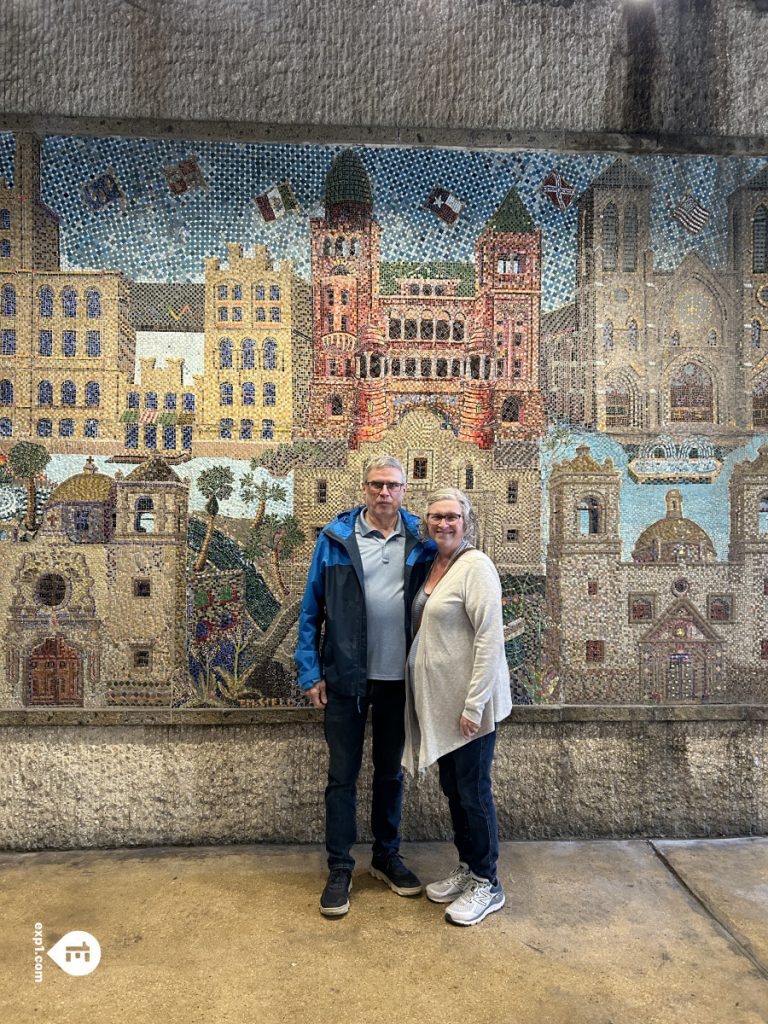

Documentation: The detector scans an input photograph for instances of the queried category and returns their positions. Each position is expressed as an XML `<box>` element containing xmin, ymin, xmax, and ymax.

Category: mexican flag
<box><xmin>255</xmin><ymin>182</ymin><xmax>300</xmax><ymax>222</ymax></box>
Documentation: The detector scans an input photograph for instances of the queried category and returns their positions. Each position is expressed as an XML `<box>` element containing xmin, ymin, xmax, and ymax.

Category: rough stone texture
<box><xmin>1</xmin><ymin>710</ymin><xmax>765</xmax><ymax>849</ymax></box>
<box><xmin>1</xmin><ymin>1</ymin><xmax>767</xmax><ymax>150</ymax></box>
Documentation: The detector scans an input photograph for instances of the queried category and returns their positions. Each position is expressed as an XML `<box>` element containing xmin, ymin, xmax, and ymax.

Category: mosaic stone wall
<box><xmin>1</xmin><ymin>130</ymin><xmax>768</xmax><ymax>709</ymax></box>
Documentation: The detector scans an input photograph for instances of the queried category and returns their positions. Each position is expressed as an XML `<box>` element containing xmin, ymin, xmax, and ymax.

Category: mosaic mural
<box><xmin>1</xmin><ymin>130</ymin><xmax>768</xmax><ymax>708</ymax></box>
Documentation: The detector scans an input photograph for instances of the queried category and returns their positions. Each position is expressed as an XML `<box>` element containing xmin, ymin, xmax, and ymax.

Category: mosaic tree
<box><xmin>193</xmin><ymin>465</ymin><xmax>235</xmax><ymax>572</ymax></box>
<box><xmin>8</xmin><ymin>441</ymin><xmax>50</xmax><ymax>532</ymax></box>
<box><xmin>246</xmin><ymin>512</ymin><xmax>305</xmax><ymax>600</ymax></box>
<box><xmin>239</xmin><ymin>464</ymin><xmax>288</xmax><ymax>531</ymax></box>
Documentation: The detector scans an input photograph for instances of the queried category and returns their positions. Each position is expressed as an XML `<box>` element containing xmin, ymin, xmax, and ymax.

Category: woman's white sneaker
<box><xmin>425</xmin><ymin>863</ymin><xmax>472</xmax><ymax>904</ymax></box>
<box><xmin>444</xmin><ymin>875</ymin><xmax>505</xmax><ymax>926</ymax></box>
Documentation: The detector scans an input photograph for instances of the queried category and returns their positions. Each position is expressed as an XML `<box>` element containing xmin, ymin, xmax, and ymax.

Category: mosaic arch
<box><xmin>0</xmin><ymin>130</ymin><xmax>768</xmax><ymax>709</ymax></box>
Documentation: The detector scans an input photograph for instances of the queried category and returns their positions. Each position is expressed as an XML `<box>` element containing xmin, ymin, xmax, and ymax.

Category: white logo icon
<box><xmin>46</xmin><ymin>931</ymin><xmax>101</xmax><ymax>976</ymax></box>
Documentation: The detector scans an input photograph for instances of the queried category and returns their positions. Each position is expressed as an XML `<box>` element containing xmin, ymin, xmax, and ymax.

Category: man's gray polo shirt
<box><xmin>356</xmin><ymin>510</ymin><xmax>406</xmax><ymax>680</ymax></box>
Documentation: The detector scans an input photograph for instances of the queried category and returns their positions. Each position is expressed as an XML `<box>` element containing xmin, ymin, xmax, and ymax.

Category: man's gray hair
<box><xmin>362</xmin><ymin>455</ymin><xmax>406</xmax><ymax>484</ymax></box>
<box><xmin>420</xmin><ymin>486</ymin><xmax>479</xmax><ymax>545</ymax></box>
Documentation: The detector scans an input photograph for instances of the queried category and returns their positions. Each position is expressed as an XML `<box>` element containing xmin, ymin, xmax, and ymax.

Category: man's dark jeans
<box><xmin>324</xmin><ymin>679</ymin><xmax>405</xmax><ymax>870</ymax></box>
<box><xmin>437</xmin><ymin>731</ymin><xmax>499</xmax><ymax>883</ymax></box>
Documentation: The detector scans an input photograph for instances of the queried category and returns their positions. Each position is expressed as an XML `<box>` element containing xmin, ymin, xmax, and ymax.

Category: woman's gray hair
<box><xmin>420</xmin><ymin>486</ymin><xmax>479</xmax><ymax>545</ymax></box>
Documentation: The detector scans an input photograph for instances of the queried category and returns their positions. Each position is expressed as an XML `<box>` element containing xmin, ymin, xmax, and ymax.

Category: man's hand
<box><xmin>460</xmin><ymin>715</ymin><xmax>479</xmax><ymax>739</ymax></box>
<box><xmin>306</xmin><ymin>680</ymin><xmax>328</xmax><ymax>708</ymax></box>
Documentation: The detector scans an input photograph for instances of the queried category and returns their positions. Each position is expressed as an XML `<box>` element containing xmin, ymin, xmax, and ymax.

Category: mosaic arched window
<box><xmin>628</xmin><ymin>319</ymin><xmax>639</xmax><ymax>350</ymax></box>
<box><xmin>578</xmin><ymin>496</ymin><xmax>602</xmax><ymax>535</ymax></box>
<box><xmin>219</xmin><ymin>418</ymin><xmax>233</xmax><ymax>440</ymax></box>
<box><xmin>465</xmin><ymin>464</ymin><xmax>474</xmax><ymax>490</ymax></box>
<box><xmin>707</xmin><ymin>330</ymin><xmax>718</xmax><ymax>347</ymax></box>
<box><xmin>752</xmin><ymin>372</ymin><xmax>768</xmax><ymax>426</ymax></box>
<box><xmin>242</xmin><ymin>338</ymin><xmax>255</xmax><ymax>369</ymax></box>
<box><xmin>84</xmin><ymin>418</ymin><xmax>99</xmax><ymax>438</ymax></box>
<box><xmin>38</xmin><ymin>286</ymin><xmax>53</xmax><ymax>318</ymax></box>
<box><xmin>501</xmin><ymin>396</ymin><xmax>520</xmax><ymax>422</ymax></box>
<box><xmin>86</xmin><ymin>289</ymin><xmax>101</xmax><ymax>318</ymax></box>
<box><xmin>135</xmin><ymin>496</ymin><xmax>155</xmax><ymax>533</ymax></box>
<box><xmin>37</xmin><ymin>418</ymin><xmax>52</xmax><ymax>438</ymax></box>
<box><xmin>240</xmin><ymin>419</ymin><xmax>253</xmax><ymax>440</ymax></box>
<box><xmin>670</xmin><ymin>363</ymin><xmax>713</xmax><ymax>423</ymax></box>
<box><xmin>85</xmin><ymin>381</ymin><xmax>100</xmax><ymax>407</ymax></box>
<box><xmin>601</xmin><ymin>204</ymin><xmax>618</xmax><ymax>272</ymax></box>
<box><xmin>0</xmin><ymin>417</ymin><xmax>12</xmax><ymax>436</ymax></box>
<box><xmin>603</xmin><ymin>320</ymin><xmax>614</xmax><ymax>352</ymax></box>
<box><xmin>754</xmin><ymin>205</ymin><xmax>767</xmax><ymax>274</ymax></box>
<box><xmin>622</xmin><ymin>204</ymin><xmax>638</xmax><ymax>272</ymax></box>
<box><xmin>329</xmin><ymin>394</ymin><xmax>342</xmax><ymax>416</ymax></box>
<box><xmin>263</xmin><ymin>338</ymin><xmax>277</xmax><ymax>370</ymax></box>
<box><xmin>38</xmin><ymin>380</ymin><xmax>52</xmax><ymax>405</ymax></box>
<box><xmin>61</xmin><ymin>380</ymin><xmax>76</xmax><ymax>406</ymax></box>
<box><xmin>323</xmin><ymin>238</ymin><xmax>332</xmax><ymax>257</ymax></box>
<box><xmin>145</xmin><ymin>391</ymin><xmax>157</xmax><ymax>409</ymax></box>
<box><xmin>61</xmin><ymin>288</ymin><xmax>77</xmax><ymax>317</ymax></box>
<box><xmin>59</xmin><ymin>419</ymin><xmax>74</xmax><ymax>438</ymax></box>
<box><xmin>220</xmin><ymin>382</ymin><xmax>233</xmax><ymax>406</ymax></box>
<box><xmin>0</xmin><ymin>209</ymin><xmax>9</xmax><ymax>229</ymax></box>
<box><xmin>752</xmin><ymin>320</ymin><xmax>762</xmax><ymax>349</ymax></box>
<box><xmin>0</xmin><ymin>379</ymin><xmax>13</xmax><ymax>405</ymax></box>
<box><xmin>242</xmin><ymin>382</ymin><xmax>255</xmax><ymax>405</ymax></box>
<box><xmin>2</xmin><ymin>284</ymin><xmax>16</xmax><ymax>316</ymax></box>
<box><xmin>219</xmin><ymin>337</ymin><xmax>233</xmax><ymax>369</ymax></box>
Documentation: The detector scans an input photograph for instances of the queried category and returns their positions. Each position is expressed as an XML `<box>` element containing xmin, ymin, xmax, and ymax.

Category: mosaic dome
<box><xmin>632</xmin><ymin>489</ymin><xmax>716</xmax><ymax>564</ymax></box>
<box><xmin>46</xmin><ymin>457</ymin><xmax>114</xmax><ymax>505</ymax></box>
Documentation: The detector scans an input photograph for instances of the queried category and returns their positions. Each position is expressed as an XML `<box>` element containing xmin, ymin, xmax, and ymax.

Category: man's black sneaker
<box><xmin>369</xmin><ymin>853</ymin><xmax>423</xmax><ymax>896</ymax></box>
<box><xmin>320</xmin><ymin>868</ymin><xmax>353</xmax><ymax>917</ymax></box>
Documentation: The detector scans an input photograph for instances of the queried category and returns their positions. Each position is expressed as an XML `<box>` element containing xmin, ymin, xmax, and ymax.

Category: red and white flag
<box><xmin>539</xmin><ymin>171</ymin><xmax>576</xmax><ymax>212</ymax></box>
<box><xmin>424</xmin><ymin>186</ymin><xmax>464</xmax><ymax>225</ymax></box>
<box><xmin>255</xmin><ymin>181</ymin><xmax>300</xmax><ymax>222</ymax></box>
<box><xmin>670</xmin><ymin>193</ymin><xmax>710</xmax><ymax>235</ymax></box>
<box><xmin>164</xmin><ymin>157</ymin><xmax>207</xmax><ymax>196</ymax></box>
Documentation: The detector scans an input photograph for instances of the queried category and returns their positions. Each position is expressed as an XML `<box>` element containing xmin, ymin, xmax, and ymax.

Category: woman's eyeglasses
<box><xmin>426</xmin><ymin>513</ymin><xmax>462</xmax><ymax>524</ymax></box>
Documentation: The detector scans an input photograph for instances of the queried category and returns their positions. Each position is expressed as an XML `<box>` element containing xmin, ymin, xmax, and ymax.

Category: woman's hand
<box><xmin>460</xmin><ymin>715</ymin><xmax>479</xmax><ymax>739</ymax></box>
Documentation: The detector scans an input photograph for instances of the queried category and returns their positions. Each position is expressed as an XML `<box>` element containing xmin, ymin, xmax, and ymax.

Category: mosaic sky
<box><xmin>1</xmin><ymin>133</ymin><xmax>766</xmax><ymax>313</ymax></box>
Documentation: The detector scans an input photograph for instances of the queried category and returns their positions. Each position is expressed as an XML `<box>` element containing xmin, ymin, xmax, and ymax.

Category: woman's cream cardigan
<box><xmin>403</xmin><ymin>548</ymin><xmax>512</xmax><ymax>774</ymax></box>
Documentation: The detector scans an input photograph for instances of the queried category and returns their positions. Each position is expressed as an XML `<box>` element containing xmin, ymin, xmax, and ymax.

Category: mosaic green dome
<box><xmin>324</xmin><ymin>150</ymin><xmax>372</xmax><ymax>208</ymax></box>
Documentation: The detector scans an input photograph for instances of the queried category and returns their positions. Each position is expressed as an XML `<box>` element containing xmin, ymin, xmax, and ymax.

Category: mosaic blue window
<box><xmin>270</xmin><ymin>307</ymin><xmax>281</xmax><ymax>322</ymax></box>
<box><xmin>218</xmin><ymin>285</ymin><xmax>228</xmax><ymax>300</ymax></box>
<box><xmin>256</xmin><ymin>308</ymin><xmax>265</xmax><ymax>321</ymax></box>
<box><xmin>262</xmin><ymin>381</ymin><xmax>276</xmax><ymax>406</ymax></box>
<box><xmin>59</xmin><ymin>419</ymin><xmax>74</xmax><ymax>438</ymax></box>
<box><xmin>61</xmin><ymin>288</ymin><xmax>77</xmax><ymax>317</ymax></box>
<box><xmin>219</xmin><ymin>337</ymin><xmax>233</xmax><ymax>368</ymax></box>
<box><xmin>125</xmin><ymin>424</ymin><xmax>139</xmax><ymax>448</ymax></box>
<box><xmin>62</xmin><ymin>380</ymin><xmax>76</xmax><ymax>406</ymax></box>
<box><xmin>602</xmin><ymin>204</ymin><xmax>618</xmax><ymax>272</ymax></box>
<box><xmin>263</xmin><ymin>339</ymin><xmax>277</xmax><ymax>369</ymax></box>
<box><xmin>0</xmin><ymin>379</ymin><xmax>12</xmax><ymax>405</ymax></box>
<box><xmin>164</xmin><ymin>392</ymin><xmax>176</xmax><ymax>409</ymax></box>
<box><xmin>240</xmin><ymin>418</ymin><xmax>253</xmax><ymax>440</ymax></box>
<box><xmin>87</xmin><ymin>331</ymin><xmax>101</xmax><ymax>357</ymax></box>
<box><xmin>220</xmin><ymin>382</ymin><xmax>233</xmax><ymax>406</ymax></box>
<box><xmin>623</xmin><ymin>205</ymin><xmax>638</xmax><ymax>272</ymax></box>
<box><xmin>242</xmin><ymin>338</ymin><xmax>255</xmax><ymax>369</ymax></box>
<box><xmin>85</xmin><ymin>381</ymin><xmax>100</xmax><ymax>407</ymax></box>
<box><xmin>218</xmin><ymin>307</ymin><xmax>228</xmax><ymax>321</ymax></box>
<box><xmin>145</xmin><ymin>391</ymin><xmax>157</xmax><ymax>409</ymax></box>
<box><xmin>86</xmin><ymin>289</ymin><xmax>101</xmax><ymax>318</ymax></box>
<box><xmin>2</xmin><ymin>330</ymin><xmax>16</xmax><ymax>355</ymax></box>
<box><xmin>0</xmin><ymin>240</ymin><xmax>9</xmax><ymax>258</ymax></box>
<box><xmin>38</xmin><ymin>381</ymin><xmax>52</xmax><ymax>405</ymax></box>
<box><xmin>578</xmin><ymin>497</ymin><xmax>602</xmax><ymax>535</ymax></box>
<box><xmin>219</xmin><ymin>418</ymin><xmax>233</xmax><ymax>439</ymax></box>
<box><xmin>0</xmin><ymin>417</ymin><xmax>12</xmax><ymax>437</ymax></box>
<box><xmin>243</xmin><ymin>382</ymin><xmax>255</xmax><ymax>405</ymax></box>
<box><xmin>84</xmin><ymin>418</ymin><xmax>99</xmax><ymax>438</ymax></box>
<box><xmin>128</xmin><ymin>391</ymin><xmax>139</xmax><ymax>409</ymax></box>
<box><xmin>39</xmin><ymin>287</ymin><xmax>53</xmax><ymax>318</ymax></box>
<box><xmin>754</xmin><ymin>205</ymin><xmax>767</xmax><ymax>274</ymax></box>
<box><xmin>163</xmin><ymin>425</ymin><xmax>176</xmax><ymax>449</ymax></box>
<box><xmin>255</xmin><ymin>285</ymin><xmax>265</xmax><ymax>300</ymax></box>
<box><xmin>144</xmin><ymin>424</ymin><xmax>157</xmax><ymax>448</ymax></box>
<box><xmin>181</xmin><ymin>425</ymin><xmax>192</xmax><ymax>450</ymax></box>
<box><xmin>233</xmin><ymin>284</ymin><xmax>242</xmax><ymax>300</ymax></box>
<box><xmin>3</xmin><ymin>285</ymin><xmax>16</xmax><ymax>316</ymax></box>
<box><xmin>37</xmin><ymin>418</ymin><xmax>52</xmax><ymax>438</ymax></box>
<box><xmin>182</xmin><ymin>392</ymin><xmax>195</xmax><ymax>412</ymax></box>
<box><xmin>63</xmin><ymin>330</ymin><xmax>76</xmax><ymax>356</ymax></box>
<box><xmin>0</xmin><ymin>210</ymin><xmax>9</xmax><ymax>229</ymax></box>
<box><xmin>261</xmin><ymin>419</ymin><xmax>274</xmax><ymax>440</ymax></box>
<box><xmin>270</xmin><ymin>285</ymin><xmax>280</xmax><ymax>301</ymax></box>
<box><xmin>232</xmin><ymin>307</ymin><xmax>242</xmax><ymax>322</ymax></box>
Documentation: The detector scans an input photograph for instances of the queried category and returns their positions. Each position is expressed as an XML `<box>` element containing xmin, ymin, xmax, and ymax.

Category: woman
<box><xmin>404</xmin><ymin>487</ymin><xmax>512</xmax><ymax>926</ymax></box>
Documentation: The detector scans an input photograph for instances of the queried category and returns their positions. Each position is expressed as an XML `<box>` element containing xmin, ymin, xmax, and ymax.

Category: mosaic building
<box><xmin>1</xmin><ymin>456</ymin><xmax>189</xmax><ymax>707</ymax></box>
<box><xmin>302</xmin><ymin>151</ymin><xmax>546</xmax><ymax>449</ymax></box>
<box><xmin>545</xmin><ymin>444</ymin><xmax>768</xmax><ymax>704</ymax></box>
<box><xmin>541</xmin><ymin>161</ymin><xmax>768</xmax><ymax>446</ymax></box>
<box><xmin>0</xmin><ymin>134</ymin><xmax>135</xmax><ymax>451</ymax></box>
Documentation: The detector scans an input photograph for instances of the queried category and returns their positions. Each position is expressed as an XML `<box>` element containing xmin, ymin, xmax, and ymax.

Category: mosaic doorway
<box><xmin>27</xmin><ymin>636</ymin><xmax>83</xmax><ymax>706</ymax></box>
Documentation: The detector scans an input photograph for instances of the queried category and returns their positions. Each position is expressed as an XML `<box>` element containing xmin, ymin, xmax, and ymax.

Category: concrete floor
<box><xmin>2</xmin><ymin>838</ymin><xmax>767</xmax><ymax>1024</ymax></box>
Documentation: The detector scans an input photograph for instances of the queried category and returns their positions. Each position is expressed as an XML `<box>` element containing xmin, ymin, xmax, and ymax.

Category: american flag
<box><xmin>539</xmin><ymin>171</ymin><xmax>576</xmax><ymax>212</ymax></box>
<box><xmin>424</xmin><ymin>186</ymin><xmax>464</xmax><ymax>225</ymax></box>
<box><xmin>670</xmin><ymin>193</ymin><xmax>710</xmax><ymax>235</ymax></box>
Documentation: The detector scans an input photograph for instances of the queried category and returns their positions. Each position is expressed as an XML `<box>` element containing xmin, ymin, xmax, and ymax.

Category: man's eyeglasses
<box><xmin>426</xmin><ymin>513</ymin><xmax>462</xmax><ymax>524</ymax></box>
<box><xmin>365</xmin><ymin>480</ymin><xmax>405</xmax><ymax>492</ymax></box>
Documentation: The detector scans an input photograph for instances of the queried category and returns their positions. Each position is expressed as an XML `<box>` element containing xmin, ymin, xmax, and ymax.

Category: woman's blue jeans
<box><xmin>437</xmin><ymin>731</ymin><xmax>499</xmax><ymax>883</ymax></box>
<box><xmin>323</xmin><ymin>680</ymin><xmax>405</xmax><ymax>870</ymax></box>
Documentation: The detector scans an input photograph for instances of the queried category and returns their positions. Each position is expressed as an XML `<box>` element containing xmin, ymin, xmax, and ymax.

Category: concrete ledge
<box><xmin>1</xmin><ymin>704</ymin><xmax>767</xmax><ymax>727</ymax></box>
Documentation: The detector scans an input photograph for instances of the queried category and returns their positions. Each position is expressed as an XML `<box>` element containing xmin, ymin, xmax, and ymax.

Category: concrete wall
<box><xmin>1</xmin><ymin>708</ymin><xmax>765</xmax><ymax>850</ymax></box>
<box><xmin>2</xmin><ymin>1</ymin><xmax>767</xmax><ymax>152</ymax></box>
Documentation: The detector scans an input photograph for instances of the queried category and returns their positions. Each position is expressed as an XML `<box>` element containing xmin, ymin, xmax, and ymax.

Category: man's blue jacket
<box><xmin>295</xmin><ymin>505</ymin><xmax>435</xmax><ymax>696</ymax></box>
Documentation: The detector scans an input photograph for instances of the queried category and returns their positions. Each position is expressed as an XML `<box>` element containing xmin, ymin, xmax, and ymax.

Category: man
<box><xmin>295</xmin><ymin>455</ymin><xmax>435</xmax><ymax>917</ymax></box>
